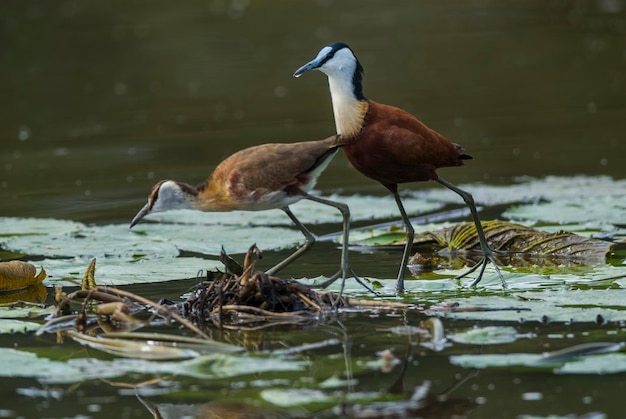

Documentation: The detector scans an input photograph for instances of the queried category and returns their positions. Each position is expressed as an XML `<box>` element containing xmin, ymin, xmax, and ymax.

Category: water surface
<box><xmin>2</xmin><ymin>0</ymin><xmax>625</xmax><ymax>224</ymax></box>
<box><xmin>1</xmin><ymin>1</ymin><xmax>626</xmax><ymax>417</ymax></box>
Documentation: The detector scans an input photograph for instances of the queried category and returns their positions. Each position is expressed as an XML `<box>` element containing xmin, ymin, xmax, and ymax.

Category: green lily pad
<box><xmin>433</xmin><ymin>287</ymin><xmax>626</xmax><ymax>323</ymax></box>
<box><xmin>504</xmin><ymin>198</ymin><xmax>626</xmax><ymax>226</ymax></box>
<box><xmin>0</xmin><ymin>319</ymin><xmax>41</xmax><ymax>334</ymax></box>
<box><xmin>0</xmin><ymin>306</ymin><xmax>53</xmax><ymax>319</ymax></box>
<box><xmin>261</xmin><ymin>388</ymin><xmax>337</xmax><ymax>407</ymax></box>
<box><xmin>40</xmin><ymin>257</ymin><xmax>223</xmax><ymax>287</ymax></box>
<box><xmin>450</xmin><ymin>343</ymin><xmax>626</xmax><ymax>374</ymax></box>
<box><xmin>419</xmin><ymin>176</ymin><xmax>626</xmax><ymax>226</ymax></box>
<box><xmin>0</xmin><ymin>347</ymin><xmax>305</xmax><ymax>384</ymax></box>
<box><xmin>68</xmin><ymin>331</ymin><xmax>242</xmax><ymax>360</ymax></box>
<box><xmin>447</xmin><ymin>326</ymin><xmax>523</xmax><ymax>345</ymax></box>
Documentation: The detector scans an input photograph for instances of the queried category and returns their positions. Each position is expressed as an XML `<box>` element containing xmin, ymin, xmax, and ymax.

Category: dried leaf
<box><xmin>81</xmin><ymin>258</ymin><xmax>97</xmax><ymax>290</ymax></box>
<box><xmin>66</xmin><ymin>331</ymin><xmax>241</xmax><ymax>359</ymax></box>
<box><xmin>414</xmin><ymin>220</ymin><xmax>614</xmax><ymax>264</ymax></box>
<box><xmin>0</xmin><ymin>261</ymin><xmax>46</xmax><ymax>292</ymax></box>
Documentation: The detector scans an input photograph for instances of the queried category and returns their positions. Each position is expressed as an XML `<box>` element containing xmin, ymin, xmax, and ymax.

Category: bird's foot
<box><xmin>312</xmin><ymin>268</ymin><xmax>379</xmax><ymax>301</ymax></box>
<box><xmin>395</xmin><ymin>276</ymin><xmax>406</xmax><ymax>294</ymax></box>
<box><xmin>456</xmin><ymin>253</ymin><xmax>507</xmax><ymax>289</ymax></box>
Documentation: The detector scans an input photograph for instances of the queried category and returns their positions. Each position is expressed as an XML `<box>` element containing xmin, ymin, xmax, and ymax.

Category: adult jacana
<box><xmin>294</xmin><ymin>42</ymin><xmax>505</xmax><ymax>292</ymax></box>
<box><xmin>130</xmin><ymin>136</ymin><xmax>357</xmax><ymax>287</ymax></box>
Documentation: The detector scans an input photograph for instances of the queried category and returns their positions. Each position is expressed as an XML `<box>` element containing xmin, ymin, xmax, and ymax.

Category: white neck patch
<box><xmin>317</xmin><ymin>48</ymin><xmax>364</xmax><ymax>137</ymax></box>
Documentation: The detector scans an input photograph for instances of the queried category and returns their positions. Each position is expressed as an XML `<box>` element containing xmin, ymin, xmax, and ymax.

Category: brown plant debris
<box><xmin>80</xmin><ymin>258</ymin><xmax>98</xmax><ymax>290</ymax></box>
<box><xmin>39</xmin><ymin>246</ymin><xmax>412</xmax><ymax>339</ymax></box>
<box><xmin>184</xmin><ymin>244</ymin><xmax>359</xmax><ymax>329</ymax></box>
<box><xmin>412</xmin><ymin>220</ymin><xmax>614</xmax><ymax>264</ymax></box>
<box><xmin>0</xmin><ymin>260</ymin><xmax>46</xmax><ymax>292</ymax></box>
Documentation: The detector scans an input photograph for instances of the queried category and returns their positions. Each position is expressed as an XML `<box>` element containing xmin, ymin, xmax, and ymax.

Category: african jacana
<box><xmin>294</xmin><ymin>42</ymin><xmax>505</xmax><ymax>292</ymax></box>
<box><xmin>130</xmin><ymin>136</ymin><xmax>357</xmax><ymax>286</ymax></box>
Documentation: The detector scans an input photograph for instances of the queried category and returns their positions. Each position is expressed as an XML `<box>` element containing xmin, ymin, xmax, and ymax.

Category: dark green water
<box><xmin>1</xmin><ymin>1</ymin><xmax>626</xmax><ymax>417</ymax></box>
<box><xmin>2</xmin><ymin>0</ymin><xmax>625</xmax><ymax>224</ymax></box>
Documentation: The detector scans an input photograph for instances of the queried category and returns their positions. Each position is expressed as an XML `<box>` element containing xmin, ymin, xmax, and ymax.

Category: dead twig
<box><xmin>96</xmin><ymin>286</ymin><xmax>209</xmax><ymax>339</ymax></box>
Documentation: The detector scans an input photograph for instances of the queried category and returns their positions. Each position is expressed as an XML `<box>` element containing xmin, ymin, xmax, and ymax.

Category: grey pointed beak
<box><xmin>129</xmin><ymin>203</ymin><xmax>150</xmax><ymax>229</ymax></box>
<box><xmin>293</xmin><ymin>59</ymin><xmax>321</xmax><ymax>78</ymax></box>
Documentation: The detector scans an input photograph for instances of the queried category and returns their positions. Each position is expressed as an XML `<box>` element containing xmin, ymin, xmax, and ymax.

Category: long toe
<box><xmin>463</xmin><ymin>256</ymin><xmax>507</xmax><ymax>289</ymax></box>
<box><xmin>455</xmin><ymin>262</ymin><xmax>483</xmax><ymax>281</ymax></box>
<box><xmin>316</xmin><ymin>268</ymin><xmax>379</xmax><ymax>297</ymax></box>
<box><xmin>489</xmin><ymin>254</ymin><xmax>507</xmax><ymax>288</ymax></box>
<box><xmin>476</xmin><ymin>244</ymin><xmax>508</xmax><ymax>289</ymax></box>
<box><xmin>349</xmin><ymin>269</ymin><xmax>380</xmax><ymax>296</ymax></box>
<box><xmin>466</xmin><ymin>257</ymin><xmax>489</xmax><ymax>287</ymax></box>
<box><xmin>311</xmin><ymin>272</ymin><xmax>341</xmax><ymax>289</ymax></box>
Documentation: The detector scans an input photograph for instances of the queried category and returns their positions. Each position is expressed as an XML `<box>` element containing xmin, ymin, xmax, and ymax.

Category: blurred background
<box><xmin>1</xmin><ymin>0</ymin><xmax>625</xmax><ymax>224</ymax></box>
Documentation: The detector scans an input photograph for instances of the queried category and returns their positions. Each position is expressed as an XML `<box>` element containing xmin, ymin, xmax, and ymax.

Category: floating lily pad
<box><xmin>504</xmin><ymin>198</ymin><xmax>626</xmax><ymax>226</ymax></box>
<box><xmin>555</xmin><ymin>353</ymin><xmax>626</xmax><ymax>374</ymax></box>
<box><xmin>40</xmin><ymin>257</ymin><xmax>223</xmax><ymax>287</ymax></box>
<box><xmin>450</xmin><ymin>343</ymin><xmax>626</xmax><ymax>374</ymax></box>
<box><xmin>447</xmin><ymin>326</ymin><xmax>524</xmax><ymax>345</ymax></box>
<box><xmin>68</xmin><ymin>331</ymin><xmax>241</xmax><ymax>360</ymax></box>
<box><xmin>421</xmin><ymin>175</ymin><xmax>626</xmax><ymax>206</ymax></box>
<box><xmin>0</xmin><ymin>305</ymin><xmax>53</xmax><ymax>319</ymax></box>
<box><xmin>0</xmin><ymin>217</ymin><xmax>84</xmax><ymax>237</ymax></box>
<box><xmin>260</xmin><ymin>388</ymin><xmax>339</xmax><ymax>407</ymax></box>
<box><xmin>1</xmin><ymin>220</ymin><xmax>181</xmax><ymax>260</ymax></box>
<box><xmin>0</xmin><ymin>347</ymin><xmax>305</xmax><ymax>384</ymax></box>
<box><xmin>433</xmin><ymin>288</ymin><xmax>626</xmax><ymax>323</ymax></box>
<box><xmin>0</xmin><ymin>319</ymin><xmax>41</xmax><ymax>334</ymax></box>
<box><xmin>417</xmin><ymin>176</ymin><xmax>626</xmax><ymax>226</ymax></box>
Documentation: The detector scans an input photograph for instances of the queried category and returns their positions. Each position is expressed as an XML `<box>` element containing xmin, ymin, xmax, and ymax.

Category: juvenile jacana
<box><xmin>130</xmin><ymin>136</ymin><xmax>357</xmax><ymax>286</ymax></box>
<box><xmin>294</xmin><ymin>42</ymin><xmax>505</xmax><ymax>292</ymax></box>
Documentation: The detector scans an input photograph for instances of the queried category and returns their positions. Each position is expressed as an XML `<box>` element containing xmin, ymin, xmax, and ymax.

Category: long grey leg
<box><xmin>392</xmin><ymin>192</ymin><xmax>414</xmax><ymax>293</ymax></box>
<box><xmin>436</xmin><ymin>177</ymin><xmax>506</xmax><ymax>288</ymax></box>
<box><xmin>266</xmin><ymin>206</ymin><xmax>316</xmax><ymax>276</ymax></box>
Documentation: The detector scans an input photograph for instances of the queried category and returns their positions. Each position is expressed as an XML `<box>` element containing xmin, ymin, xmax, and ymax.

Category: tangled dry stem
<box><xmin>184</xmin><ymin>269</ymin><xmax>350</xmax><ymax>330</ymax></box>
